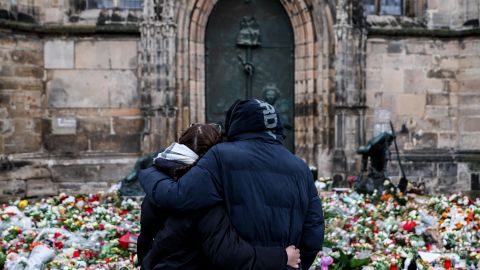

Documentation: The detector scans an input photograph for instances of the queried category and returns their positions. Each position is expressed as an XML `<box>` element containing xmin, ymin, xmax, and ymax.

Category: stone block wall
<box><xmin>426</xmin><ymin>0</ymin><xmax>480</xmax><ymax>29</ymax></box>
<box><xmin>0</xmin><ymin>30</ymin><xmax>143</xmax><ymax>201</ymax></box>
<box><xmin>1</xmin><ymin>0</ymin><xmax>480</xmax><ymax>200</ymax></box>
<box><xmin>0</xmin><ymin>30</ymin><xmax>44</xmax><ymax>154</ymax></box>
<box><xmin>0</xmin><ymin>0</ymin><xmax>142</xmax><ymax>25</ymax></box>
<box><xmin>365</xmin><ymin>35</ymin><xmax>480</xmax><ymax>193</ymax></box>
<box><xmin>0</xmin><ymin>0</ymin><xmax>144</xmax><ymax>201</ymax></box>
<box><xmin>43</xmin><ymin>38</ymin><xmax>142</xmax><ymax>155</ymax></box>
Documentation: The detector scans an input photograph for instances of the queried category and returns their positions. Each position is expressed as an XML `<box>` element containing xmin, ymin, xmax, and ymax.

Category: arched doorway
<box><xmin>173</xmin><ymin>0</ymin><xmax>329</xmax><ymax>167</ymax></box>
<box><xmin>205</xmin><ymin>0</ymin><xmax>295</xmax><ymax>151</ymax></box>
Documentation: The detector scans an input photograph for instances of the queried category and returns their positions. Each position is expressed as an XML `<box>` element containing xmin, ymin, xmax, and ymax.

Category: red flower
<box><xmin>120</xmin><ymin>209</ymin><xmax>129</xmax><ymax>216</ymax></box>
<box><xmin>390</xmin><ymin>264</ymin><xmax>397</xmax><ymax>270</ymax></box>
<box><xmin>402</xmin><ymin>221</ymin><xmax>416</xmax><ymax>232</ymax></box>
<box><xmin>99</xmin><ymin>224</ymin><xmax>105</xmax><ymax>230</ymax></box>
<box><xmin>119</xmin><ymin>232</ymin><xmax>131</xmax><ymax>249</ymax></box>
<box><xmin>54</xmin><ymin>232</ymin><xmax>62</xmax><ymax>239</ymax></box>
<box><xmin>84</xmin><ymin>207</ymin><xmax>93</xmax><ymax>214</ymax></box>
<box><xmin>105</xmin><ymin>257</ymin><xmax>110</xmax><ymax>263</ymax></box>
<box><xmin>73</xmin><ymin>250</ymin><xmax>81</xmax><ymax>258</ymax></box>
<box><xmin>347</xmin><ymin>175</ymin><xmax>357</xmax><ymax>183</ymax></box>
<box><xmin>444</xmin><ymin>259</ymin><xmax>452</xmax><ymax>269</ymax></box>
<box><xmin>84</xmin><ymin>250</ymin><xmax>95</xmax><ymax>259</ymax></box>
<box><xmin>88</xmin><ymin>195</ymin><xmax>100</xmax><ymax>202</ymax></box>
<box><xmin>54</xmin><ymin>241</ymin><xmax>64</xmax><ymax>249</ymax></box>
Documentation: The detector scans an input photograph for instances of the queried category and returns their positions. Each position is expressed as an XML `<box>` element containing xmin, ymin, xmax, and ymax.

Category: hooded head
<box><xmin>224</xmin><ymin>99</ymin><xmax>285</xmax><ymax>141</ymax></box>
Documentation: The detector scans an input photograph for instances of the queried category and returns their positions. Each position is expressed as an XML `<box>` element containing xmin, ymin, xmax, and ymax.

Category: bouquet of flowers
<box><xmin>0</xmin><ymin>193</ymin><xmax>140</xmax><ymax>270</ymax></box>
<box><xmin>1</xmin><ymin>186</ymin><xmax>479</xmax><ymax>270</ymax></box>
<box><xmin>313</xmin><ymin>189</ymin><xmax>480</xmax><ymax>270</ymax></box>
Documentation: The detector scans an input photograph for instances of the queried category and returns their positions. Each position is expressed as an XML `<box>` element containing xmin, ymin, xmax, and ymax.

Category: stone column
<box><xmin>140</xmin><ymin>0</ymin><xmax>177</xmax><ymax>153</ymax></box>
<box><xmin>333</xmin><ymin>0</ymin><xmax>367</xmax><ymax>176</ymax></box>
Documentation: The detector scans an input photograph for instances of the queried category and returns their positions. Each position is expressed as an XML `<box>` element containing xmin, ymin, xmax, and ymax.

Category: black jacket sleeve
<box><xmin>196</xmin><ymin>206</ymin><xmax>287</xmax><ymax>270</ymax></box>
<box><xmin>136</xmin><ymin>233</ymin><xmax>149</xmax><ymax>266</ymax></box>
<box><xmin>137</xmin><ymin>198</ymin><xmax>166</xmax><ymax>265</ymax></box>
<box><xmin>299</xmin><ymin>176</ymin><xmax>325</xmax><ymax>270</ymax></box>
<box><xmin>137</xmin><ymin>200</ymin><xmax>153</xmax><ymax>265</ymax></box>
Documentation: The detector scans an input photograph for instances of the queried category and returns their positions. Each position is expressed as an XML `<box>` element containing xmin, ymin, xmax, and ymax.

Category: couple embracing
<box><xmin>137</xmin><ymin>99</ymin><xmax>325</xmax><ymax>270</ymax></box>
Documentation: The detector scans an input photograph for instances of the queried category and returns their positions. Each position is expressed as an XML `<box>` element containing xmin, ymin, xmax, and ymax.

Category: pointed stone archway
<box><xmin>173</xmin><ymin>0</ymin><xmax>335</xmax><ymax>169</ymax></box>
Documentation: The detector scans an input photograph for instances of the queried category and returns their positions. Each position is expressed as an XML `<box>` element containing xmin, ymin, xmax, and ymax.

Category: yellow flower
<box><xmin>74</xmin><ymin>220</ymin><xmax>83</xmax><ymax>227</ymax></box>
<box><xmin>18</xmin><ymin>200</ymin><xmax>29</xmax><ymax>209</ymax></box>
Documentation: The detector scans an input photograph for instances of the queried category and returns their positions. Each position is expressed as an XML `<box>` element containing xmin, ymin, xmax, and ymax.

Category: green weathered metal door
<box><xmin>205</xmin><ymin>0</ymin><xmax>295</xmax><ymax>151</ymax></box>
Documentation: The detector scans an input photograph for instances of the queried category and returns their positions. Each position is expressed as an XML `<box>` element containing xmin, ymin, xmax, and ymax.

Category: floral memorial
<box><xmin>0</xmin><ymin>182</ymin><xmax>479</xmax><ymax>269</ymax></box>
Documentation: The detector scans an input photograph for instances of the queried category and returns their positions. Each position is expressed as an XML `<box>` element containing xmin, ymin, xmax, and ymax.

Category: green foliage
<box><xmin>323</xmin><ymin>239</ymin><xmax>334</xmax><ymax>248</ymax></box>
<box><xmin>333</xmin><ymin>250</ymin><xmax>371</xmax><ymax>270</ymax></box>
<box><xmin>0</xmin><ymin>251</ymin><xmax>6</xmax><ymax>269</ymax></box>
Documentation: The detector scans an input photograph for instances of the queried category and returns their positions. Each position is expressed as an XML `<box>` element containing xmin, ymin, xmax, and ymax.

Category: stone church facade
<box><xmin>0</xmin><ymin>0</ymin><xmax>479</xmax><ymax>200</ymax></box>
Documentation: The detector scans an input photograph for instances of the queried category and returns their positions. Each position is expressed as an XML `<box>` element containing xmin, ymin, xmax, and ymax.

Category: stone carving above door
<box><xmin>236</xmin><ymin>16</ymin><xmax>261</xmax><ymax>47</ymax></box>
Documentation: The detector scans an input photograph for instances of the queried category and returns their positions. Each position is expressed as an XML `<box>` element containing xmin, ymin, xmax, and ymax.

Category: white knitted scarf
<box><xmin>153</xmin><ymin>143</ymin><xmax>199</xmax><ymax>165</ymax></box>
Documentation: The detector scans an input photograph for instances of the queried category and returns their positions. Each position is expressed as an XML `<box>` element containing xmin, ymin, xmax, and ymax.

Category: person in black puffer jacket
<box><xmin>140</xmin><ymin>99</ymin><xmax>325</xmax><ymax>270</ymax></box>
<box><xmin>138</xmin><ymin>123</ymin><xmax>301</xmax><ymax>270</ymax></box>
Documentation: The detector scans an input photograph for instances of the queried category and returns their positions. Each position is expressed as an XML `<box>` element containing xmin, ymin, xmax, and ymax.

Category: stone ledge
<box><xmin>402</xmin><ymin>149</ymin><xmax>455</xmax><ymax>162</ymax></box>
<box><xmin>0</xmin><ymin>165</ymin><xmax>51</xmax><ymax>182</ymax></box>
<box><xmin>368</xmin><ymin>27</ymin><xmax>480</xmax><ymax>38</ymax></box>
<box><xmin>455</xmin><ymin>151</ymin><xmax>480</xmax><ymax>163</ymax></box>
<box><xmin>0</xmin><ymin>154</ymin><xmax>140</xmax><ymax>202</ymax></box>
<box><xmin>400</xmin><ymin>149</ymin><xmax>480</xmax><ymax>163</ymax></box>
<box><xmin>0</xmin><ymin>19</ymin><xmax>140</xmax><ymax>35</ymax></box>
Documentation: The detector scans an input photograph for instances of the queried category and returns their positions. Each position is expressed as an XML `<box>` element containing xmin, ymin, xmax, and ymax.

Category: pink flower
<box><xmin>320</xmin><ymin>256</ymin><xmax>333</xmax><ymax>270</ymax></box>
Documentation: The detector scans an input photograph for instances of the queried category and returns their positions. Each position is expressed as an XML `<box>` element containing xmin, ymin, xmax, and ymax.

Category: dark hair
<box><xmin>172</xmin><ymin>124</ymin><xmax>221</xmax><ymax>179</ymax></box>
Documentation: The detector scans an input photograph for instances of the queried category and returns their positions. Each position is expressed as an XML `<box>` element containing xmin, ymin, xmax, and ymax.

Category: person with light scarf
<box><xmin>138</xmin><ymin>123</ymin><xmax>301</xmax><ymax>270</ymax></box>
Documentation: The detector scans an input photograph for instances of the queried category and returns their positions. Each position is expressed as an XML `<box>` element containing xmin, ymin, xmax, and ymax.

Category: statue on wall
<box><xmin>355</xmin><ymin>132</ymin><xmax>395</xmax><ymax>194</ymax></box>
<box><xmin>355</xmin><ymin>122</ymin><xmax>409</xmax><ymax>194</ymax></box>
<box><xmin>236</xmin><ymin>16</ymin><xmax>261</xmax><ymax>47</ymax></box>
<box><xmin>262</xmin><ymin>83</ymin><xmax>292</xmax><ymax>130</ymax></box>
<box><xmin>236</xmin><ymin>15</ymin><xmax>262</xmax><ymax>98</ymax></box>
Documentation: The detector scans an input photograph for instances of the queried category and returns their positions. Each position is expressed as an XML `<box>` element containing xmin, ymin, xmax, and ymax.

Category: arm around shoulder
<box><xmin>138</xmin><ymin>158</ymin><xmax>222</xmax><ymax>211</ymax></box>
